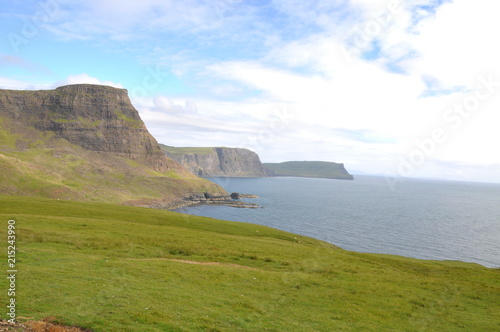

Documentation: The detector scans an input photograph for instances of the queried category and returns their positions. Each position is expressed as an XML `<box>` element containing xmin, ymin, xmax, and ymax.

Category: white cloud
<box><xmin>200</xmin><ymin>0</ymin><xmax>500</xmax><ymax>181</ymax></box>
<box><xmin>53</xmin><ymin>73</ymin><xmax>124</xmax><ymax>89</ymax></box>
<box><xmin>47</xmin><ymin>0</ymin><xmax>253</xmax><ymax>41</ymax></box>
<box><xmin>0</xmin><ymin>73</ymin><xmax>123</xmax><ymax>91</ymax></box>
<box><xmin>0</xmin><ymin>77</ymin><xmax>52</xmax><ymax>90</ymax></box>
<box><xmin>209</xmin><ymin>58</ymin><xmax>425</xmax><ymax>136</ymax></box>
<box><xmin>3</xmin><ymin>0</ymin><xmax>500</xmax><ymax>182</ymax></box>
<box><xmin>0</xmin><ymin>54</ymin><xmax>51</xmax><ymax>74</ymax></box>
<box><xmin>153</xmin><ymin>96</ymin><xmax>199</xmax><ymax>114</ymax></box>
<box><xmin>408</xmin><ymin>0</ymin><xmax>500</xmax><ymax>87</ymax></box>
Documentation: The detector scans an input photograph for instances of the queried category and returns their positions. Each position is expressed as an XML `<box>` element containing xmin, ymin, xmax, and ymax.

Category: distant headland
<box><xmin>162</xmin><ymin>145</ymin><xmax>354</xmax><ymax>180</ymax></box>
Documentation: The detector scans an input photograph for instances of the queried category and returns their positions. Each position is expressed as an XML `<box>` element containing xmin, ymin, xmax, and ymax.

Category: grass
<box><xmin>0</xmin><ymin>195</ymin><xmax>498</xmax><ymax>331</ymax></box>
<box><xmin>0</xmin><ymin>116</ymin><xmax>17</xmax><ymax>148</ymax></box>
<box><xmin>0</xmin><ymin>118</ymin><xmax>225</xmax><ymax>205</ymax></box>
<box><xmin>114</xmin><ymin>109</ymin><xmax>144</xmax><ymax>128</ymax></box>
<box><xmin>0</xmin><ymin>148</ymin><xmax>223</xmax><ymax>204</ymax></box>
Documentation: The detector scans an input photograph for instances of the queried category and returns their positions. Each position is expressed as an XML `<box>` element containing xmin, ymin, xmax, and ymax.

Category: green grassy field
<box><xmin>0</xmin><ymin>115</ymin><xmax>225</xmax><ymax>206</ymax></box>
<box><xmin>0</xmin><ymin>196</ymin><xmax>498</xmax><ymax>331</ymax></box>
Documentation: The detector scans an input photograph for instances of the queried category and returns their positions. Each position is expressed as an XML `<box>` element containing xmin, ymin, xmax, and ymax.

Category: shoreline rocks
<box><xmin>168</xmin><ymin>192</ymin><xmax>260</xmax><ymax>210</ymax></box>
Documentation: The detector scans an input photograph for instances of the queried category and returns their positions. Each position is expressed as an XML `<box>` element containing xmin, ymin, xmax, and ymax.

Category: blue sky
<box><xmin>1</xmin><ymin>0</ymin><xmax>500</xmax><ymax>184</ymax></box>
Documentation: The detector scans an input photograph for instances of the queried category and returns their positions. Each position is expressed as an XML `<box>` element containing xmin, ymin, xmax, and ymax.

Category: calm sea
<box><xmin>174</xmin><ymin>176</ymin><xmax>500</xmax><ymax>268</ymax></box>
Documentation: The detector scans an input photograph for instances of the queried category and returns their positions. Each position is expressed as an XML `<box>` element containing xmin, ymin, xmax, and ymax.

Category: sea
<box><xmin>174</xmin><ymin>175</ymin><xmax>500</xmax><ymax>268</ymax></box>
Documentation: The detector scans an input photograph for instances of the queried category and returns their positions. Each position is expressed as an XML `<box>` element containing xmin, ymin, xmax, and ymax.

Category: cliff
<box><xmin>0</xmin><ymin>84</ymin><xmax>179</xmax><ymax>172</ymax></box>
<box><xmin>161</xmin><ymin>145</ymin><xmax>272</xmax><ymax>177</ymax></box>
<box><xmin>161</xmin><ymin>146</ymin><xmax>353</xmax><ymax>180</ymax></box>
<box><xmin>0</xmin><ymin>84</ymin><xmax>225</xmax><ymax>206</ymax></box>
<box><xmin>263</xmin><ymin>161</ymin><xmax>354</xmax><ymax>180</ymax></box>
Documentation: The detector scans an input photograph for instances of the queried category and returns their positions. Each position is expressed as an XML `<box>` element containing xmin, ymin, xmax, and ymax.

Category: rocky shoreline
<box><xmin>167</xmin><ymin>192</ymin><xmax>260</xmax><ymax>210</ymax></box>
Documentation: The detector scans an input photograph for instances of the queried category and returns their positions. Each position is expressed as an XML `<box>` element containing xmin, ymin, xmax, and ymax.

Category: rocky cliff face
<box><xmin>0</xmin><ymin>84</ymin><xmax>227</xmax><ymax>206</ymax></box>
<box><xmin>163</xmin><ymin>146</ymin><xmax>272</xmax><ymax>177</ymax></box>
<box><xmin>0</xmin><ymin>84</ymin><xmax>181</xmax><ymax>173</ymax></box>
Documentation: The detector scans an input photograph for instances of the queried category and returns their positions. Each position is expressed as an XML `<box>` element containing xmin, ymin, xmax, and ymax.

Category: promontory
<box><xmin>0</xmin><ymin>84</ymin><xmax>225</xmax><ymax>207</ymax></box>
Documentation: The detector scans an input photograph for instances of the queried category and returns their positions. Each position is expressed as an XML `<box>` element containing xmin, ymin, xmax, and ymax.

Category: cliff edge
<box><xmin>263</xmin><ymin>161</ymin><xmax>354</xmax><ymax>180</ymax></box>
<box><xmin>162</xmin><ymin>145</ymin><xmax>273</xmax><ymax>177</ymax></box>
<box><xmin>0</xmin><ymin>84</ymin><xmax>225</xmax><ymax>206</ymax></box>
<box><xmin>0</xmin><ymin>84</ymin><xmax>179</xmax><ymax>173</ymax></box>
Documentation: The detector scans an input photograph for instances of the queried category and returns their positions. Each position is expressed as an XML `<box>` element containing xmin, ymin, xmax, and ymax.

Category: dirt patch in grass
<box><xmin>0</xmin><ymin>317</ymin><xmax>91</xmax><ymax>332</ymax></box>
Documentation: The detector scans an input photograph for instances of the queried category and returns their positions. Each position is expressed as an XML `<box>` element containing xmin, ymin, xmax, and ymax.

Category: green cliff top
<box><xmin>264</xmin><ymin>161</ymin><xmax>354</xmax><ymax>180</ymax></box>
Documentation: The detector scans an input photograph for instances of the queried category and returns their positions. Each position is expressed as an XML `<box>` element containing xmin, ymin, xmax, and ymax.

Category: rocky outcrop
<box><xmin>162</xmin><ymin>146</ymin><xmax>272</xmax><ymax>177</ymax></box>
<box><xmin>0</xmin><ymin>84</ymin><xmax>182</xmax><ymax>173</ymax></box>
<box><xmin>180</xmin><ymin>192</ymin><xmax>260</xmax><ymax>209</ymax></box>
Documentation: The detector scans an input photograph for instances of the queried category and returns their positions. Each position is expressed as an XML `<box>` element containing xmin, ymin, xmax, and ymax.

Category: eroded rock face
<box><xmin>165</xmin><ymin>147</ymin><xmax>273</xmax><ymax>177</ymax></box>
<box><xmin>0</xmin><ymin>84</ymin><xmax>180</xmax><ymax>172</ymax></box>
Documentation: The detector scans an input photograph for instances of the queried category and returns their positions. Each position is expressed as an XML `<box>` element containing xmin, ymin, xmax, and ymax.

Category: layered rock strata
<box><xmin>0</xmin><ymin>84</ymin><xmax>182</xmax><ymax>173</ymax></box>
<box><xmin>163</xmin><ymin>146</ymin><xmax>273</xmax><ymax>177</ymax></box>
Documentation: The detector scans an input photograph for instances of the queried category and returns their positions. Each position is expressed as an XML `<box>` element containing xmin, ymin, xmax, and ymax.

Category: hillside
<box><xmin>0</xmin><ymin>85</ymin><xmax>225</xmax><ymax>207</ymax></box>
<box><xmin>161</xmin><ymin>145</ymin><xmax>272</xmax><ymax>177</ymax></box>
<box><xmin>264</xmin><ymin>161</ymin><xmax>354</xmax><ymax>180</ymax></box>
<box><xmin>0</xmin><ymin>196</ymin><xmax>498</xmax><ymax>331</ymax></box>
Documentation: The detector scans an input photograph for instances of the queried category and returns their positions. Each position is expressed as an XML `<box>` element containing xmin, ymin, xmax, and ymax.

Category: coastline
<box><xmin>172</xmin><ymin>176</ymin><xmax>500</xmax><ymax>268</ymax></box>
<box><xmin>163</xmin><ymin>192</ymin><xmax>260</xmax><ymax>210</ymax></box>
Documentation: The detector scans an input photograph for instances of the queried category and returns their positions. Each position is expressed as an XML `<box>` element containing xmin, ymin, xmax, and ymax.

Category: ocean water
<box><xmin>174</xmin><ymin>176</ymin><xmax>500</xmax><ymax>268</ymax></box>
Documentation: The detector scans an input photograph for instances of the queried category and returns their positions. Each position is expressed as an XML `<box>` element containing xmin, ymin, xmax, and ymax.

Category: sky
<box><xmin>1</xmin><ymin>0</ymin><xmax>500</xmax><ymax>184</ymax></box>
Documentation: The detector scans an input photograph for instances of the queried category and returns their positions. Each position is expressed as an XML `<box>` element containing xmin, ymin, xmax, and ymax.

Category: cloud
<box><xmin>153</xmin><ymin>96</ymin><xmax>199</xmax><ymax>113</ymax></box>
<box><xmin>0</xmin><ymin>77</ymin><xmax>52</xmax><ymax>90</ymax></box>
<box><xmin>208</xmin><ymin>58</ymin><xmax>425</xmax><ymax>137</ymax></box>
<box><xmin>0</xmin><ymin>73</ymin><xmax>124</xmax><ymax>91</ymax></box>
<box><xmin>45</xmin><ymin>0</ymin><xmax>253</xmax><ymax>41</ymax></box>
<box><xmin>2</xmin><ymin>0</ymin><xmax>500</xmax><ymax>182</ymax></box>
<box><xmin>131</xmin><ymin>93</ymin><xmax>305</xmax><ymax>156</ymax></box>
<box><xmin>0</xmin><ymin>54</ymin><xmax>53</xmax><ymax>76</ymax></box>
<box><xmin>332</xmin><ymin>128</ymin><xmax>398</xmax><ymax>144</ymax></box>
<box><xmin>53</xmin><ymin>73</ymin><xmax>123</xmax><ymax>88</ymax></box>
<box><xmin>198</xmin><ymin>0</ymin><xmax>500</xmax><ymax>181</ymax></box>
<box><xmin>407</xmin><ymin>0</ymin><xmax>500</xmax><ymax>87</ymax></box>
<box><xmin>0</xmin><ymin>54</ymin><xmax>34</xmax><ymax>69</ymax></box>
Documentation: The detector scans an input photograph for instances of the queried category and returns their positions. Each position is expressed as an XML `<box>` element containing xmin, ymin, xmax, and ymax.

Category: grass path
<box><xmin>126</xmin><ymin>258</ymin><xmax>260</xmax><ymax>270</ymax></box>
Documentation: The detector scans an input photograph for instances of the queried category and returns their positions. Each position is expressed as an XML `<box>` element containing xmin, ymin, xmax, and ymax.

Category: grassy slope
<box><xmin>0</xmin><ymin>196</ymin><xmax>498</xmax><ymax>331</ymax></box>
<box><xmin>264</xmin><ymin>161</ymin><xmax>354</xmax><ymax>180</ymax></box>
<box><xmin>0</xmin><ymin>149</ymin><xmax>221</xmax><ymax>204</ymax></box>
<box><xmin>0</xmin><ymin>118</ymin><xmax>225</xmax><ymax>205</ymax></box>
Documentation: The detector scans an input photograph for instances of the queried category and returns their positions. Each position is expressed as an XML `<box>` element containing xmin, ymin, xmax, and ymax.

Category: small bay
<box><xmin>175</xmin><ymin>176</ymin><xmax>500</xmax><ymax>268</ymax></box>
